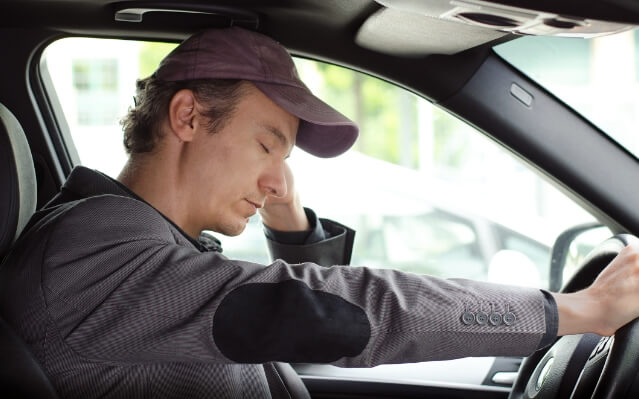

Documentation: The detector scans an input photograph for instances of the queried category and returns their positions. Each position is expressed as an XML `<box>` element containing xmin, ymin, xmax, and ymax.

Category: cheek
<box><xmin>200</xmin><ymin>159</ymin><xmax>254</xmax><ymax>205</ymax></box>
<box><xmin>195</xmin><ymin>138</ymin><xmax>266</xmax><ymax>202</ymax></box>
<box><xmin>222</xmin><ymin>147</ymin><xmax>264</xmax><ymax>182</ymax></box>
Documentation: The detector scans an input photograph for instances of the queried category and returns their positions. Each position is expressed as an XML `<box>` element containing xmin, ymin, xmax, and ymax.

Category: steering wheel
<box><xmin>509</xmin><ymin>234</ymin><xmax>639</xmax><ymax>399</ymax></box>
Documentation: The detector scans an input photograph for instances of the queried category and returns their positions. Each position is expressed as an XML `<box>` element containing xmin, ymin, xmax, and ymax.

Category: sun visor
<box><xmin>356</xmin><ymin>7</ymin><xmax>506</xmax><ymax>56</ymax></box>
<box><xmin>374</xmin><ymin>0</ymin><xmax>636</xmax><ymax>38</ymax></box>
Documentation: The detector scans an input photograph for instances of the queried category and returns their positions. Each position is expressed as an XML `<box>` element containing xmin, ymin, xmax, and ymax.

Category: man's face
<box><xmin>182</xmin><ymin>83</ymin><xmax>299</xmax><ymax>236</ymax></box>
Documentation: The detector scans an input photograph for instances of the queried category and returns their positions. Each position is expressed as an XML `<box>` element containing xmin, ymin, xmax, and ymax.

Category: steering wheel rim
<box><xmin>508</xmin><ymin>234</ymin><xmax>638</xmax><ymax>399</ymax></box>
<box><xmin>589</xmin><ymin>314</ymin><xmax>639</xmax><ymax>398</ymax></box>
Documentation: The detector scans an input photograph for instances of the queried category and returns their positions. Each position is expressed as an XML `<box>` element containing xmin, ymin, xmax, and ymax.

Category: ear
<box><xmin>168</xmin><ymin>89</ymin><xmax>197</xmax><ymax>143</ymax></box>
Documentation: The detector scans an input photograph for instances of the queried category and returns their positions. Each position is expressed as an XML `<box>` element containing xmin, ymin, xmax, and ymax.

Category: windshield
<box><xmin>495</xmin><ymin>29</ymin><xmax>639</xmax><ymax>158</ymax></box>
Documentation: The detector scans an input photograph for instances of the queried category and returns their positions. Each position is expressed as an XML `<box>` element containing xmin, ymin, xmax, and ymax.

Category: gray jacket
<box><xmin>0</xmin><ymin>166</ymin><xmax>552</xmax><ymax>398</ymax></box>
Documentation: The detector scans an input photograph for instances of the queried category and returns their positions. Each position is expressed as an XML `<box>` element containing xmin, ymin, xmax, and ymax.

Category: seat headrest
<box><xmin>0</xmin><ymin>103</ymin><xmax>36</xmax><ymax>257</ymax></box>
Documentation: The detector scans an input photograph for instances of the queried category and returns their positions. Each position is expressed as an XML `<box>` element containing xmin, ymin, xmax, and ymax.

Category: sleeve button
<box><xmin>462</xmin><ymin>312</ymin><xmax>475</xmax><ymax>325</ymax></box>
<box><xmin>476</xmin><ymin>311</ymin><xmax>488</xmax><ymax>325</ymax></box>
<box><xmin>503</xmin><ymin>312</ymin><xmax>516</xmax><ymax>326</ymax></box>
<box><xmin>489</xmin><ymin>313</ymin><xmax>503</xmax><ymax>326</ymax></box>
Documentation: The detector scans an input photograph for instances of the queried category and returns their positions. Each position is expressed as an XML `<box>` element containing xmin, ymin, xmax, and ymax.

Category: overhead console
<box><xmin>355</xmin><ymin>0</ymin><xmax>639</xmax><ymax>57</ymax></box>
<box><xmin>375</xmin><ymin>0</ymin><xmax>635</xmax><ymax>38</ymax></box>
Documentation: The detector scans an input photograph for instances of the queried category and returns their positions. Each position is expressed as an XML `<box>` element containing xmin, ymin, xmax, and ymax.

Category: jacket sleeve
<box><xmin>42</xmin><ymin>195</ymin><xmax>549</xmax><ymax>368</ymax></box>
<box><xmin>265</xmin><ymin>216</ymin><xmax>355</xmax><ymax>266</ymax></box>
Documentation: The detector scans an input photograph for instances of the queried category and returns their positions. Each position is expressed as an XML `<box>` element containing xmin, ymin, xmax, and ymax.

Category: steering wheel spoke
<box><xmin>589</xmin><ymin>319</ymin><xmax>639</xmax><ymax>399</ymax></box>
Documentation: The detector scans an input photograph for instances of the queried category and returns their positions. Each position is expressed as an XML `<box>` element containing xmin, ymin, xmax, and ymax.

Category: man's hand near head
<box><xmin>258</xmin><ymin>162</ymin><xmax>311</xmax><ymax>232</ymax></box>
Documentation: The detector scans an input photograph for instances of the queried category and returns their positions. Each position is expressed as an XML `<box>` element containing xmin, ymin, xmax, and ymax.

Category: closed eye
<box><xmin>260</xmin><ymin>142</ymin><xmax>271</xmax><ymax>154</ymax></box>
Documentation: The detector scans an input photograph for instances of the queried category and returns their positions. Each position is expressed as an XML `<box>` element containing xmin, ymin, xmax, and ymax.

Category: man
<box><xmin>2</xmin><ymin>27</ymin><xmax>639</xmax><ymax>398</ymax></box>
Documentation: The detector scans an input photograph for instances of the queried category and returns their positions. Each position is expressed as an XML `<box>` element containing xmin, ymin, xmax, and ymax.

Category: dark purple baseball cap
<box><xmin>155</xmin><ymin>27</ymin><xmax>359</xmax><ymax>158</ymax></box>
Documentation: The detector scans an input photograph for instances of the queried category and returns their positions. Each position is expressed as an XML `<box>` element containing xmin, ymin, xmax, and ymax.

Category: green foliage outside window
<box><xmin>139</xmin><ymin>42</ymin><xmax>177</xmax><ymax>78</ymax></box>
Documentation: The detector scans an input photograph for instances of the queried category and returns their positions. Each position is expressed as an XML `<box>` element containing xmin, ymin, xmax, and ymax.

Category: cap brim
<box><xmin>253</xmin><ymin>82</ymin><xmax>359</xmax><ymax>158</ymax></box>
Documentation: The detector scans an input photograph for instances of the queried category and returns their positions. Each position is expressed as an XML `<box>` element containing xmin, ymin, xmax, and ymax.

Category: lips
<box><xmin>245</xmin><ymin>199</ymin><xmax>263</xmax><ymax>212</ymax></box>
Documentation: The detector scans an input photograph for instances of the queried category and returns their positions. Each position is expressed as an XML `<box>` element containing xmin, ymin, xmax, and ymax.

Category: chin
<box><xmin>216</xmin><ymin>219</ymin><xmax>248</xmax><ymax>237</ymax></box>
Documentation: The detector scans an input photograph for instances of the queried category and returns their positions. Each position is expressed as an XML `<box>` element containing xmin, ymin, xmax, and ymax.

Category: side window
<box><xmin>382</xmin><ymin>210</ymin><xmax>484</xmax><ymax>278</ymax></box>
<box><xmin>289</xmin><ymin>60</ymin><xmax>602</xmax><ymax>289</ymax></box>
<box><xmin>41</xmin><ymin>37</ymin><xmax>605</xmax><ymax>292</ymax></box>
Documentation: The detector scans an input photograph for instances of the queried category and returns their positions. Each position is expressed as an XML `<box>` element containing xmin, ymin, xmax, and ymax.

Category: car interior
<box><xmin>3</xmin><ymin>0</ymin><xmax>639</xmax><ymax>398</ymax></box>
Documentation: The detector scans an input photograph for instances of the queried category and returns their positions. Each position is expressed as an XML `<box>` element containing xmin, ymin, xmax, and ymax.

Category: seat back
<box><xmin>0</xmin><ymin>103</ymin><xmax>58</xmax><ymax>398</ymax></box>
<box><xmin>0</xmin><ymin>103</ymin><xmax>36</xmax><ymax>259</ymax></box>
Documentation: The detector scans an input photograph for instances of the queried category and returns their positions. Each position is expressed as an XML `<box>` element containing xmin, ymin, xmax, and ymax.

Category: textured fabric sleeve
<box><xmin>42</xmin><ymin>195</ymin><xmax>548</xmax><ymax>367</ymax></box>
<box><xmin>265</xmin><ymin>212</ymin><xmax>355</xmax><ymax>266</ymax></box>
<box><xmin>537</xmin><ymin>290</ymin><xmax>559</xmax><ymax>349</ymax></box>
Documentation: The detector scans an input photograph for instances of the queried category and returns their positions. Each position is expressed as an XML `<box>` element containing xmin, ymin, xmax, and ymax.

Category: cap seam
<box><xmin>251</xmin><ymin>31</ymin><xmax>271</xmax><ymax>80</ymax></box>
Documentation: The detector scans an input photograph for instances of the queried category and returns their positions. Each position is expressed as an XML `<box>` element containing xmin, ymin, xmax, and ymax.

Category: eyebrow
<box><xmin>261</xmin><ymin>124</ymin><xmax>294</xmax><ymax>157</ymax></box>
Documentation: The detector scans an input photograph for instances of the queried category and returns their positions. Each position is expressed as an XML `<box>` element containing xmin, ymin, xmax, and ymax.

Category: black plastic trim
<box><xmin>28</xmin><ymin>38</ymin><xmax>75</xmax><ymax>178</ymax></box>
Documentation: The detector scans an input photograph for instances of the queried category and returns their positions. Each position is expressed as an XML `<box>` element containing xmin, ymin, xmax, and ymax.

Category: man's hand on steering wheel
<box><xmin>510</xmin><ymin>236</ymin><xmax>639</xmax><ymax>399</ymax></box>
<box><xmin>553</xmin><ymin>239</ymin><xmax>639</xmax><ymax>337</ymax></box>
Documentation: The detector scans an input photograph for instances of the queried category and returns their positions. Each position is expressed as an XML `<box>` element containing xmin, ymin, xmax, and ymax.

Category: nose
<box><xmin>259</xmin><ymin>161</ymin><xmax>288</xmax><ymax>199</ymax></box>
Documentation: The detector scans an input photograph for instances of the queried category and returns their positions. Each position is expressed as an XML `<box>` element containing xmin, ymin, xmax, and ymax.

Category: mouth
<box><xmin>245</xmin><ymin>199</ymin><xmax>263</xmax><ymax>212</ymax></box>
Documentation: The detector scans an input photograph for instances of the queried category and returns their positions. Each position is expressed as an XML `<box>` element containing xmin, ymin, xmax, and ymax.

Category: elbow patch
<box><xmin>212</xmin><ymin>279</ymin><xmax>370</xmax><ymax>363</ymax></box>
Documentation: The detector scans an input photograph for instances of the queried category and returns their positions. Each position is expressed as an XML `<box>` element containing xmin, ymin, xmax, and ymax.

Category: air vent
<box><xmin>543</xmin><ymin>18</ymin><xmax>582</xmax><ymax>29</ymax></box>
<box><xmin>457</xmin><ymin>12</ymin><xmax>519</xmax><ymax>28</ymax></box>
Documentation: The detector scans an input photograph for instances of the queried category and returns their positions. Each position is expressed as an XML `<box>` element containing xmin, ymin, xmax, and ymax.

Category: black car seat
<box><xmin>0</xmin><ymin>102</ymin><xmax>59</xmax><ymax>398</ymax></box>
